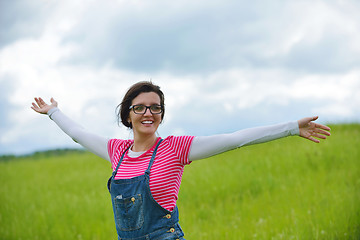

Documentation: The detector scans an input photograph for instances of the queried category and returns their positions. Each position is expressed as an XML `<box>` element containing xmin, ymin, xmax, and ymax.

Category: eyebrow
<box><xmin>132</xmin><ymin>102</ymin><xmax>161</xmax><ymax>106</ymax></box>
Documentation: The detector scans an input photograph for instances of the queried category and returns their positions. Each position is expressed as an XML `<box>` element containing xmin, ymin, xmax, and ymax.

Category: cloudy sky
<box><xmin>1</xmin><ymin>0</ymin><xmax>359</xmax><ymax>155</ymax></box>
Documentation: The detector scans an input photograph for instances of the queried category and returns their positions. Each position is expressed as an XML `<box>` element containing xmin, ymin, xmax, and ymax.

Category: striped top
<box><xmin>108</xmin><ymin>136</ymin><xmax>194</xmax><ymax>211</ymax></box>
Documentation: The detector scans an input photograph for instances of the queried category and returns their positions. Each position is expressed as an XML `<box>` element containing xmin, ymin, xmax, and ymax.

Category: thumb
<box><xmin>50</xmin><ymin>97</ymin><xmax>58</xmax><ymax>107</ymax></box>
<box><xmin>311</xmin><ymin>116</ymin><xmax>319</xmax><ymax>121</ymax></box>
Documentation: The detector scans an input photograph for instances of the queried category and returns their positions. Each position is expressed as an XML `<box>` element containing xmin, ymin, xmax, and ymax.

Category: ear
<box><xmin>127</xmin><ymin>118</ymin><xmax>132</xmax><ymax>129</ymax></box>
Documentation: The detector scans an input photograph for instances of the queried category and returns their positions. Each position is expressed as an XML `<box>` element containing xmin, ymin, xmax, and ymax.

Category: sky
<box><xmin>0</xmin><ymin>0</ymin><xmax>359</xmax><ymax>155</ymax></box>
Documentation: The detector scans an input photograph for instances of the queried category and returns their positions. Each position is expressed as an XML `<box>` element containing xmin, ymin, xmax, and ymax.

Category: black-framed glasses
<box><xmin>129</xmin><ymin>104</ymin><xmax>163</xmax><ymax>114</ymax></box>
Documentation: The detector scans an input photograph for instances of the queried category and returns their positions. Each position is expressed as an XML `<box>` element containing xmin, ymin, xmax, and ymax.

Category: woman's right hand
<box><xmin>31</xmin><ymin>97</ymin><xmax>58</xmax><ymax>114</ymax></box>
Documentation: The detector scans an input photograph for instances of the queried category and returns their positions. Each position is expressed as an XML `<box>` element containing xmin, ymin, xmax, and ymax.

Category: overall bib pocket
<box><xmin>114</xmin><ymin>193</ymin><xmax>144</xmax><ymax>231</ymax></box>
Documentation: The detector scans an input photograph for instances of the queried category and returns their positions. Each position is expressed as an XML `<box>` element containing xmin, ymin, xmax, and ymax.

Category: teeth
<box><xmin>142</xmin><ymin>121</ymin><xmax>153</xmax><ymax>124</ymax></box>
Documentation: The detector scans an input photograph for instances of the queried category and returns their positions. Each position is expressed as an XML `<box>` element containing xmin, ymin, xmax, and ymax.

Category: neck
<box><xmin>132</xmin><ymin>134</ymin><xmax>158</xmax><ymax>152</ymax></box>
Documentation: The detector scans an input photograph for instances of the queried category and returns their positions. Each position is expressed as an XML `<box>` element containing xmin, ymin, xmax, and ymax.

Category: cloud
<box><xmin>2</xmin><ymin>0</ymin><xmax>359</xmax><ymax>73</ymax></box>
<box><xmin>0</xmin><ymin>76</ymin><xmax>17</xmax><ymax>139</ymax></box>
<box><xmin>52</xmin><ymin>0</ymin><xmax>360</xmax><ymax>74</ymax></box>
<box><xmin>0</xmin><ymin>0</ymin><xmax>55</xmax><ymax>48</ymax></box>
<box><xmin>0</xmin><ymin>0</ymin><xmax>360</xmax><ymax>155</ymax></box>
<box><xmin>280</xmin><ymin>5</ymin><xmax>360</xmax><ymax>73</ymax></box>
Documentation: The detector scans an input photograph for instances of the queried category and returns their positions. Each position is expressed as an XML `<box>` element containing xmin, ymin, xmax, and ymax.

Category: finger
<box><xmin>311</xmin><ymin>116</ymin><xmax>319</xmax><ymax>121</ymax></box>
<box><xmin>31</xmin><ymin>102</ymin><xmax>39</xmax><ymax>109</ymax></box>
<box><xmin>31</xmin><ymin>106</ymin><xmax>40</xmax><ymax>112</ymax></box>
<box><xmin>34</xmin><ymin>97</ymin><xmax>41</xmax><ymax>105</ymax></box>
<box><xmin>35</xmin><ymin>97</ymin><xmax>46</xmax><ymax>107</ymax></box>
<box><xmin>312</xmin><ymin>133</ymin><xmax>327</xmax><ymax>139</ymax></box>
<box><xmin>39</xmin><ymin>97</ymin><xmax>46</xmax><ymax>106</ymax></box>
<box><xmin>308</xmin><ymin>136</ymin><xmax>320</xmax><ymax>143</ymax></box>
<box><xmin>50</xmin><ymin>97</ymin><xmax>58</xmax><ymax>106</ymax></box>
<box><xmin>315</xmin><ymin>128</ymin><xmax>331</xmax><ymax>136</ymax></box>
<box><xmin>31</xmin><ymin>104</ymin><xmax>40</xmax><ymax>112</ymax></box>
<box><xmin>315</xmin><ymin>123</ymin><xmax>331</xmax><ymax>131</ymax></box>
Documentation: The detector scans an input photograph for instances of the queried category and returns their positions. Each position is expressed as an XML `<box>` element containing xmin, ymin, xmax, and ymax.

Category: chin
<box><xmin>136</xmin><ymin>127</ymin><xmax>158</xmax><ymax>136</ymax></box>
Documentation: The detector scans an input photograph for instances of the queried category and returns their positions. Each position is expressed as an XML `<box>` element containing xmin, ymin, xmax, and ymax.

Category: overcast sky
<box><xmin>1</xmin><ymin>0</ymin><xmax>359</xmax><ymax>155</ymax></box>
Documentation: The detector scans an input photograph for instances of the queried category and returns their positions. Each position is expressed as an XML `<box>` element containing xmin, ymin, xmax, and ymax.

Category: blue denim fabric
<box><xmin>108</xmin><ymin>139</ymin><xmax>186</xmax><ymax>240</ymax></box>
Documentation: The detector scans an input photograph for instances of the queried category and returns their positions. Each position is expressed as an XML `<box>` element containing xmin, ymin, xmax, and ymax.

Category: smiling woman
<box><xmin>123</xmin><ymin>92</ymin><xmax>163</xmax><ymax>151</ymax></box>
<box><xmin>116</xmin><ymin>81</ymin><xmax>165</xmax><ymax>130</ymax></box>
<box><xmin>31</xmin><ymin>81</ymin><xmax>331</xmax><ymax>240</ymax></box>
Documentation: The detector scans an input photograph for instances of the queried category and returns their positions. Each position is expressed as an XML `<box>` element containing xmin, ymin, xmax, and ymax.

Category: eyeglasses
<box><xmin>129</xmin><ymin>104</ymin><xmax>163</xmax><ymax>114</ymax></box>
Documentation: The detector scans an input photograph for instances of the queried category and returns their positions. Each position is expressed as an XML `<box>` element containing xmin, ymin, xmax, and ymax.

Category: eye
<box><xmin>133</xmin><ymin>105</ymin><xmax>145</xmax><ymax>112</ymax></box>
<box><xmin>150</xmin><ymin>105</ymin><xmax>162</xmax><ymax>113</ymax></box>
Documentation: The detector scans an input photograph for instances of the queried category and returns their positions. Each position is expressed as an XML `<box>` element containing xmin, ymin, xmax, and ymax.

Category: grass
<box><xmin>0</xmin><ymin>124</ymin><xmax>359</xmax><ymax>239</ymax></box>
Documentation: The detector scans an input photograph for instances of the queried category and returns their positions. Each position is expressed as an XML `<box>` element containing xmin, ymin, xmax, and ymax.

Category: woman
<box><xmin>31</xmin><ymin>81</ymin><xmax>331</xmax><ymax>240</ymax></box>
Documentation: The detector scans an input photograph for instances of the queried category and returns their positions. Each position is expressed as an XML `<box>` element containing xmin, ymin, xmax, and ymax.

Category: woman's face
<box><xmin>128</xmin><ymin>92</ymin><xmax>162</xmax><ymax>138</ymax></box>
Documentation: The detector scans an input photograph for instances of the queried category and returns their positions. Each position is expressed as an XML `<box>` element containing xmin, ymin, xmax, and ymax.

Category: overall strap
<box><xmin>112</xmin><ymin>146</ymin><xmax>131</xmax><ymax>178</ymax></box>
<box><xmin>145</xmin><ymin>139</ymin><xmax>163</xmax><ymax>175</ymax></box>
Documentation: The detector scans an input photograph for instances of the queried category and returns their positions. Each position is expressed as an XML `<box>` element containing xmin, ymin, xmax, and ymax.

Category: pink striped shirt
<box><xmin>108</xmin><ymin>136</ymin><xmax>194</xmax><ymax>211</ymax></box>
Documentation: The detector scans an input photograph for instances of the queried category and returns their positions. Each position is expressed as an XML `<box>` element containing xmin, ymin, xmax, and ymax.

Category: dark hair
<box><xmin>116</xmin><ymin>81</ymin><xmax>165</xmax><ymax>129</ymax></box>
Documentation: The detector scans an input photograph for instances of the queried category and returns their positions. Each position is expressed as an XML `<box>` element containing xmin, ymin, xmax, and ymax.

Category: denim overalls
<box><xmin>108</xmin><ymin>139</ymin><xmax>185</xmax><ymax>240</ymax></box>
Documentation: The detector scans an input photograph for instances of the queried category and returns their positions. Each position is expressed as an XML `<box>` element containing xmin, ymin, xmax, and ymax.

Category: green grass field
<box><xmin>1</xmin><ymin>124</ymin><xmax>359</xmax><ymax>239</ymax></box>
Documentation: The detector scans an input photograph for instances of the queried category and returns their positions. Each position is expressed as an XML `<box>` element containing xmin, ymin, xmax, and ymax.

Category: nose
<box><xmin>143</xmin><ymin>107</ymin><xmax>152</xmax><ymax>116</ymax></box>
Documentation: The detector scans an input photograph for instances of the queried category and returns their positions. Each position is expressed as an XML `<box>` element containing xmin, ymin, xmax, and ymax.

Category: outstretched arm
<box><xmin>31</xmin><ymin>97</ymin><xmax>110</xmax><ymax>161</ymax></box>
<box><xmin>189</xmin><ymin>117</ymin><xmax>330</xmax><ymax>161</ymax></box>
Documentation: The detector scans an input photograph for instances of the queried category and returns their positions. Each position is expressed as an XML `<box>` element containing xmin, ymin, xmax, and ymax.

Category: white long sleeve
<box><xmin>47</xmin><ymin>108</ymin><xmax>110</xmax><ymax>162</ymax></box>
<box><xmin>46</xmin><ymin>107</ymin><xmax>299</xmax><ymax>163</ymax></box>
<box><xmin>188</xmin><ymin>121</ymin><xmax>299</xmax><ymax>161</ymax></box>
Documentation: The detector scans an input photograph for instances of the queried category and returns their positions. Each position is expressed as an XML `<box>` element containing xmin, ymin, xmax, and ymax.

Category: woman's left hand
<box><xmin>298</xmin><ymin>116</ymin><xmax>331</xmax><ymax>143</ymax></box>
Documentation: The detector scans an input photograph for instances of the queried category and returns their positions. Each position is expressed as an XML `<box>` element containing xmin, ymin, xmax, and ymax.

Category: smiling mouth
<box><xmin>142</xmin><ymin>120</ymin><xmax>153</xmax><ymax>124</ymax></box>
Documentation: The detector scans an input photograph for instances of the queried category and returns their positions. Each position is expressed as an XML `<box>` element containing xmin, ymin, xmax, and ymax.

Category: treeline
<box><xmin>0</xmin><ymin>148</ymin><xmax>87</xmax><ymax>162</ymax></box>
